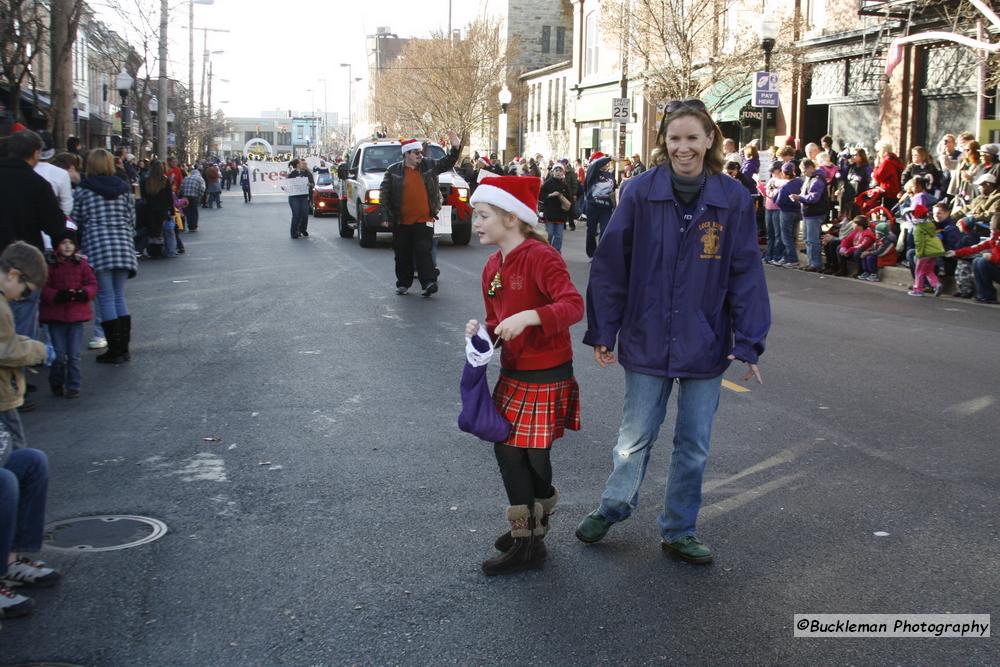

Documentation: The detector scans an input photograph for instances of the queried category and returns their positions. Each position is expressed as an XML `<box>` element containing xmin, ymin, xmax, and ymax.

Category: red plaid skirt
<box><xmin>492</xmin><ymin>375</ymin><xmax>580</xmax><ymax>449</ymax></box>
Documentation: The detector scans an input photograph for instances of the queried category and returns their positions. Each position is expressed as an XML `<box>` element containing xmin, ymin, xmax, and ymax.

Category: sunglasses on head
<box><xmin>664</xmin><ymin>98</ymin><xmax>708</xmax><ymax>114</ymax></box>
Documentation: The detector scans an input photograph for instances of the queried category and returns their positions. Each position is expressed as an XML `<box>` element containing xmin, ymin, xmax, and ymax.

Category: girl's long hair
<box><xmin>651</xmin><ymin>105</ymin><xmax>725</xmax><ymax>175</ymax></box>
<box><xmin>145</xmin><ymin>160</ymin><xmax>167</xmax><ymax>195</ymax></box>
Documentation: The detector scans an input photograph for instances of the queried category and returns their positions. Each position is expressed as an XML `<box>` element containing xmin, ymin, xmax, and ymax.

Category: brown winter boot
<box><xmin>494</xmin><ymin>488</ymin><xmax>559</xmax><ymax>552</ymax></box>
<box><xmin>482</xmin><ymin>503</ymin><xmax>547</xmax><ymax>576</ymax></box>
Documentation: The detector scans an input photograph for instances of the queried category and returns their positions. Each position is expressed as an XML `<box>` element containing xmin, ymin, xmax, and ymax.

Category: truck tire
<box><xmin>358</xmin><ymin>202</ymin><xmax>377</xmax><ymax>247</ymax></box>
<box><xmin>451</xmin><ymin>221</ymin><xmax>472</xmax><ymax>246</ymax></box>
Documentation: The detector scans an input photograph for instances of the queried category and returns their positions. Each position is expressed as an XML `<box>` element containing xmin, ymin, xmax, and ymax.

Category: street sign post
<box><xmin>753</xmin><ymin>71</ymin><xmax>780</xmax><ymax>108</ymax></box>
<box><xmin>612</xmin><ymin>98</ymin><xmax>631</xmax><ymax>124</ymax></box>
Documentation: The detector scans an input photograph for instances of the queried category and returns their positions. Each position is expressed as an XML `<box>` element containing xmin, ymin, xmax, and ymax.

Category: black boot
<box><xmin>495</xmin><ymin>488</ymin><xmax>558</xmax><ymax>552</ymax></box>
<box><xmin>482</xmin><ymin>503</ymin><xmax>547</xmax><ymax>576</ymax></box>
<box><xmin>118</xmin><ymin>315</ymin><xmax>132</xmax><ymax>362</ymax></box>
<box><xmin>95</xmin><ymin>318</ymin><xmax>121</xmax><ymax>363</ymax></box>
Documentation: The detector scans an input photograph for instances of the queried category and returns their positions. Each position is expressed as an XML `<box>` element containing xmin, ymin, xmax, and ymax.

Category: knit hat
<box><xmin>37</xmin><ymin>130</ymin><xmax>56</xmax><ymax>161</ymax></box>
<box><xmin>400</xmin><ymin>139</ymin><xmax>422</xmax><ymax>154</ymax></box>
<box><xmin>469</xmin><ymin>175</ymin><xmax>541</xmax><ymax>227</ymax></box>
<box><xmin>781</xmin><ymin>162</ymin><xmax>797</xmax><ymax>175</ymax></box>
<box><xmin>550</xmin><ymin>163</ymin><xmax>565</xmax><ymax>172</ymax></box>
<box><xmin>910</xmin><ymin>204</ymin><xmax>929</xmax><ymax>219</ymax></box>
<box><xmin>874</xmin><ymin>222</ymin><xmax>890</xmax><ymax>237</ymax></box>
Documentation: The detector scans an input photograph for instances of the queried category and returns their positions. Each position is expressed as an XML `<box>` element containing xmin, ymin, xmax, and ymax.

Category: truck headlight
<box><xmin>366</xmin><ymin>189</ymin><xmax>381</xmax><ymax>204</ymax></box>
<box><xmin>456</xmin><ymin>187</ymin><xmax>469</xmax><ymax>201</ymax></box>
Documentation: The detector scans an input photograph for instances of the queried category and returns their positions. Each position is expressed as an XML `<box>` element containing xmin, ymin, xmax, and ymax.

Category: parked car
<box><xmin>311</xmin><ymin>173</ymin><xmax>339</xmax><ymax>216</ymax></box>
<box><xmin>336</xmin><ymin>139</ymin><xmax>471</xmax><ymax>247</ymax></box>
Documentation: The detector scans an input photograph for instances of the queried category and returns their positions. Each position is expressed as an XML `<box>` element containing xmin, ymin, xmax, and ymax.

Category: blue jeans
<box><xmin>779</xmin><ymin>211</ymin><xmax>800</xmax><ymax>264</ymax></box>
<box><xmin>163</xmin><ymin>218</ymin><xmax>178</xmax><ymax>257</ymax></box>
<box><xmin>973</xmin><ymin>256</ymin><xmax>1000</xmax><ymax>301</ymax></box>
<box><xmin>207</xmin><ymin>191</ymin><xmax>221</xmax><ymax>207</ymax></box>
<box><xmin>764</xmin><ymin>209</ymin><xmax>784</xmax><ymax>261</ymax></box>
<box><xmin>597</xmin><ymin>371</ymin><xmax>723</xmax><ymax>542</ymax></box>
<box><xmin>803</xmin><ymin>215</ymin><xmax>824</xmax><ymax>268</ymax></box>
<box><xmin>48</xmin><ymin>322</ymin><xmax>83</xmax><ymax>391</ymax></box>
<box><xmin>289</xmin><ymin>196</ymin><xmax>309</xmax><ymax>237</ymax></box>
<box><xmin>93</xmin><ymin>309</ymin><xmax>104</xmax><ymax>340</ymax></box>
<box><xmin>0</xmin><ymin>410</ymin><xmax>26</xmax><ymax>449</ymax></box>
<box><xmin>10</xmin><ymin>289</ymin><xmax>41</xmax><ymax>341</ymax></box>
<box><xmin>545</xmin><ymin>222</ymin><xmax>565</xmax><ymax>252</ymax></box>
<box><xmin>586</xmin><ymin>206</ymin><xmax>613</xmax><ymax>258</ymax></box>
<box><xmin>0</xmin><ymin>448</ymin><xmax>50</xmax><ymax>575</ymax></box>
<box><xmin>96</xmin><ymin>269</ymin><xmax>129</xmax><ymax>321</ymax></box>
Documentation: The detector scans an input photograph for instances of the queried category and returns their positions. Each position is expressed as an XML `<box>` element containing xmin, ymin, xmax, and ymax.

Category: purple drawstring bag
<box><xmin>458</xmin><ymin>325</ymin><xmax>511</xmax><ymax>443</ymax></box>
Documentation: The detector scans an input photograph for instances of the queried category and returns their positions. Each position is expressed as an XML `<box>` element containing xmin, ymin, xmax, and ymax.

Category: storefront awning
<box><xmin>701</xmin><ymin>77</ymin><xmax>752</xmax><ymax>123</ymax></box>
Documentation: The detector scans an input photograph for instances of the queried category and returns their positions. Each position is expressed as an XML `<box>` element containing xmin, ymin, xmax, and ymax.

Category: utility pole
<box><xmin>616</xmin><ymin>1</ymin><xmax>630</xmax><ymax>181</ymax></box>
<box><xmin>158</xmin><ymin>0</ymin><xmax>169</xmax><ymax>157</ymax></box>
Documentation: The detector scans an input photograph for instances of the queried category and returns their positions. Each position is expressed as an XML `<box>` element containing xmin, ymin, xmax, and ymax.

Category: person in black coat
<box><xmin>538</xmin><ymin>163</ymin><xmax>572</xmax><ymax>253</ymax></box>
<box><xmin>0</xmin><ymin>130</ymin><xmax>67</xmax><ymax>388</ymax></box>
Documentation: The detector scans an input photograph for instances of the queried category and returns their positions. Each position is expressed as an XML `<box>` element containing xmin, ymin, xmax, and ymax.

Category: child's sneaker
<box><xmin>867</xmin><ymin>274</ymin><xmax>880</xmax><ymax>282</ymax></box>
<box><xmin>907</xmin><ymin>289</ymin><xmax>924</xmax><ymax>297</ymax></box>
<box><xmin>2</xmin><ymin>557</ymin><xmax>61</xmax><ymax>588</ymax></box>
<box><xmin>0</xmin><ymin>582</ymin><xmax>33</xmax><ymax>618</ymax></box>
<box><xmin>856</xmin><ymin>273</ymin><xmax>869</xmax><ymax>280</ymax></box>
<box><xmin>88</xmin><ymin>336</ymin><xmax>107</xmax><ymax>350</ymax></box>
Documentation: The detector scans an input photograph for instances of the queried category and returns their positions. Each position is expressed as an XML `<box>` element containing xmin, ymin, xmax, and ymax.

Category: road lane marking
<box><xmin>722</xmin><ymin>379</ymin><xmax>750</xmax><ymax>393</ymax></box>
<box><xmin>944</xmin><ymin>395</ymin><xmax>995</xmax><ymax>416</ymax></box>
<box><xmin>703</xmin><ymin>445</ymin><xmax>813</xmax><ymax>492</ymax></box>
<box><xmin>700</xmin><ymin>472</ymin><xmax>804</xmax><ymax>522</ymax></box>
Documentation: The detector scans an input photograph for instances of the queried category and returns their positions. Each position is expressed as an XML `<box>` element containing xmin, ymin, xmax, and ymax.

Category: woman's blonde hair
<box><xmin>651</xmin><ymin>104</ymin><xmax>725</xmax><ymax>175</ymax></box>
<box><xmin>743</xmin><ymin>144</ymin><xmax>759</xmax><ymax>160</ymax></box>
<box><xmin>85</xmin><ymin>148</ymin><xmax>115</xmax><ymax>176</ymax></box>
<box><xmin>485</xmin><ymin>203</ymin><xmax>547</xmax><ymax>243</ymax></box>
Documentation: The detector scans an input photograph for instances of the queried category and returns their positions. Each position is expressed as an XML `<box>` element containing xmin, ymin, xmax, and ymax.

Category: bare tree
<box><xmin>599</xmin><ymin>0</ymin><xmax>800</xmax><ymax>112</ymax></box>
<box><xmin>90</xmin><ymin>0</ymin><xmax>163</xmax><ymax>158</ymax></box>
<box><xmin>370</xmin><ymin>16</ymin><xmax>516</xmax><ymax>146</ymax></box>
<box><xmin>49</xmin><ymin>0</ymin><xmax>86</xmax><ymax>148</ymax></box>
<box><xmin>0</xmin><ymin>0</ymin><xmax>47</xmax><ymax>128</ymax></box>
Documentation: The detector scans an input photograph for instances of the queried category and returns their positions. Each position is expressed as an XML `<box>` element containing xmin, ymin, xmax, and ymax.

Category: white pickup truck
<box><xmin>336</xmin><ymin>139</ymin><xmax>472</xmax><ymax>248</ymax></box>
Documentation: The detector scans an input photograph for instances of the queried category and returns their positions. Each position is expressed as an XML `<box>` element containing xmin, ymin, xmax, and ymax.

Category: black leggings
<box><xmin>494</xmin><ymin>443</ymin><xmax>554</xmax><ymax>507</ymax></box>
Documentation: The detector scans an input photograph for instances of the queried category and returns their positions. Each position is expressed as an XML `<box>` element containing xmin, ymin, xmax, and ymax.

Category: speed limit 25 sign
<box><xmin>612</xmin><ymin>98</ymin><xmax>631</xmax><ymax>124</ymax></box>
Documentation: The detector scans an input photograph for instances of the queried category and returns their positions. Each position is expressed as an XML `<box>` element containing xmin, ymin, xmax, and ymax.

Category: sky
<box><xmin>91</xmin><ymin>0</ymin><xmax>486</xmax><ymax>119</ymax></box>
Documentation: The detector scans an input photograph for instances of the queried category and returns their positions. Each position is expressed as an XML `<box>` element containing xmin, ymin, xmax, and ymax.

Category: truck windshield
<box><xmin>316</xmin><ymin>174</ymin><xmax>333</xmax><ymax>186</ymax></box>
<box><xmin>361</xmin><ymin>144</ymin><xmax>446</xmax><ymax>172</ymax></box>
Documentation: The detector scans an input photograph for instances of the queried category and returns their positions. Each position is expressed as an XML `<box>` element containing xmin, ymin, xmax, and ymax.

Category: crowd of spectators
<box><xmin>0</xmin><ymin>124</ymin><xmax>232</xmax><ymax>626</ymax></box>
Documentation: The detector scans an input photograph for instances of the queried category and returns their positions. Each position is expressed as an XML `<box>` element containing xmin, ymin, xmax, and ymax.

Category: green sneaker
<box><xmin>661</xmin><ymin>536</ymin><xmax>713</xmax><ymax>564</ymax></box>
<box><xmin>575</xmin><ymin>510</ymin><xmax>614</xmax><ymax>544</ymax></box>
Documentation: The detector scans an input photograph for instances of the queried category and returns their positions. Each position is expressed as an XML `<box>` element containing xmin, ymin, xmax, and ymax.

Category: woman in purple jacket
<box><xmin>574</xmin><ymin>99</ymin><xmax>771</xmax><ymax>564</ymax></box>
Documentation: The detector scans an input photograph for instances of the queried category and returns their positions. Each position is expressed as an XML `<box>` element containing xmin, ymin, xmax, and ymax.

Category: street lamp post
<box><xmin>116</xmin><ymin>69</ymin><xmax>134</xmax><ymax>148</ymax></box>
<box><xmin>758</xmin><ymin>16</ymin><xmax>779</xmax><ymax>150</ymax></box>
<box><xmin>339</xmin><ymin>63</ymin><xmax>353</xmax><ymax>149</ymax></box>
<box><xmin>497</xmin><ymin>84</ymin><xmax>511</xmax><ymax>167</ymax></box>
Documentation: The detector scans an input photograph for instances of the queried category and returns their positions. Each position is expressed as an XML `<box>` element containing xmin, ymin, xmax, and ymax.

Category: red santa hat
<box><xmin>469</xmin><ymin>176</ymin><xmax>541</xmax><ymax>227</ymax></box>
<box><xmin>11</xmin><ymin>122</ymin><xmax>28</xmax><ymax>133</ymax></box>
<box><xmin>400</xmin><ymin>138</ymin><xmax>422</xmax><ymax>154</ymax></box>
<box><xmin>589</xmin><ymin>151</ymin><xmax>605</xmax><ymax>161</ymax></box>
<box><xmin>477</xmin><ymin>155</ymin><xmax>492</xmax><ymax>166</ymax></box>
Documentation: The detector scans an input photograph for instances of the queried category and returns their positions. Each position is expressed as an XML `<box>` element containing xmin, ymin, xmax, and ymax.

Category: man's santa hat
<box><xmin>469</xmin><ymin>176</ymin><xmax>541</xmax><ymax>227</ymax></box>
<box><xmin>589</xmin><ymin>151</ymin><xmax>605</xmax><ymax>161</ymax></box>
<box><xmin>477</xmin><ymin>155</ymin><xmax>492</xmax><ymax>166</ymax></box>
<box><xmin>400</xmin><ymin>138</ymin><xmax>422</xmax><ymax>154</ymax></box>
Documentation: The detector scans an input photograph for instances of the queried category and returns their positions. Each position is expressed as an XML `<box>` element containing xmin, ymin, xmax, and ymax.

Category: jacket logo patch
<box><xmin>699</xmin><ymin>221</ymin><xmax>723</xmax><ymax>259</ymax></box>
<box><xmin>509</xmin><ymin>274</ymin><xmax>525</xmax><ymax>290</ymax></box>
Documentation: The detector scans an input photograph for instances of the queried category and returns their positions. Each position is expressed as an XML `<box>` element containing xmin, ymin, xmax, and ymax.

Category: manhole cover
<box><xmin>43</xmin><ymin>515</ymin><xmax>168</xmax><ymax>553</ymax></box>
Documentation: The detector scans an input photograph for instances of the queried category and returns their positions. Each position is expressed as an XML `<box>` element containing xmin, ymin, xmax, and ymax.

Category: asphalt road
<box><xmin>5</xmin><ymin>190</ymin><xmax>998</xmax><ymax>666</ymax></box>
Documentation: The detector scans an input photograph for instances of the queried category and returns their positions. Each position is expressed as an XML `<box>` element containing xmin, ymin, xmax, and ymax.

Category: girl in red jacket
<box><xmin>40</xmin><ymin>229</ymin><xmax>97</xmax><ymax>398</ymax></box>
<box><xmin>464</xmin><ymin>175</ymin><xmax>584</xmax><ymax>576</ymax></box>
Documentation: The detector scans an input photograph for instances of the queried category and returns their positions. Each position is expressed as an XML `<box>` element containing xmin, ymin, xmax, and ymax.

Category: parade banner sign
<box><xmin>244</xmin><ymin>156</ymin><xmax>324</xmax><ymax>196</ymax></box>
